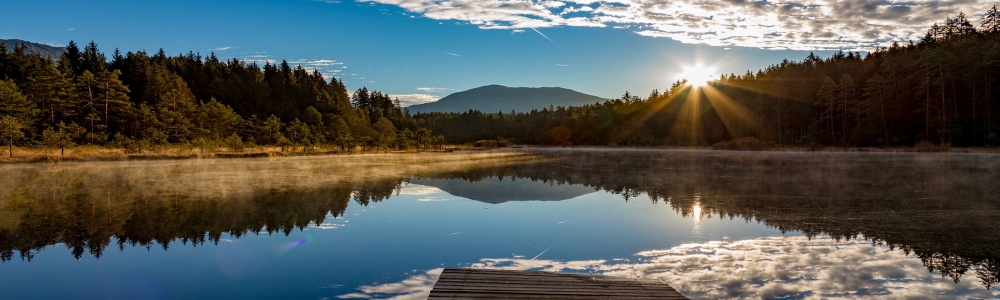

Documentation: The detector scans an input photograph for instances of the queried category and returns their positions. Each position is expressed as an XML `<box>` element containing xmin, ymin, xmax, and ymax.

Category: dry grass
<box><xmin>0</xmin><ymin>144</ymin><xmax>462</xmax><ymax>164</ymax></box>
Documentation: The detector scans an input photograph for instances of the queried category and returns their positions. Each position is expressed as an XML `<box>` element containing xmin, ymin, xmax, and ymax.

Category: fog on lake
<box><xmin>1</xmin><ymin>149</ymin><xmax>998</xmax><ymax>299</ymax></box>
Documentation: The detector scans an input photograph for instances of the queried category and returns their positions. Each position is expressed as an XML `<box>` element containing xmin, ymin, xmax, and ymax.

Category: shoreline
<box><xmin>4</xmin><ymin>144</ymin><xmax>999</xmax><ymax>165</ymax></box>
<box><xmin>0</xmin><ymin>146</ymin><xmax>459</xmax><ymax>165</ymax></box>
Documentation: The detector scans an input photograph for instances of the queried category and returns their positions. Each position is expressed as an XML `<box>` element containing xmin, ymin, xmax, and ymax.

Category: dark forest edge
<box><xmin>416</xmin><ymin>7</ymin><xmax>1000</xmax><ymax>148</ymax></box>
<box><xmin>2</xmin><ymin>6</ymin><xmax>1000</xmax><ymax>163</ymax></box>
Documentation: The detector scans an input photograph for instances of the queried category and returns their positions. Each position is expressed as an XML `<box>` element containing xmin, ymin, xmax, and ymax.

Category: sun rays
<box><xmin>679</xmin><ymin>64</ymin><xmax>716</xmax><ymax>88</ymax></box>
<box><xmin>639</xmin><ymin>63</ymin><xmax>762</xmax><ymax>145</ymax></box>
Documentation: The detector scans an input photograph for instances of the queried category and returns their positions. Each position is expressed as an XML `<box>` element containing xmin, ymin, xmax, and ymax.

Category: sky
<box><xmin>2</xmin><ymin>0</ymin><xmax>997</xmax><ymax>105</ymax></box>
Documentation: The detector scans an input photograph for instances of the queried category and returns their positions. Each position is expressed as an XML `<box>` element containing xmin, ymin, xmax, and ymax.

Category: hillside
<box><xmin>408</xmin><ymin>85</ymin><xmax>607</xmax><ymax>113</ymax></box>
<box><xmin>1</xmin><ymin>39</ymin><xmax>65</xmax><ymax>59</ymax></box>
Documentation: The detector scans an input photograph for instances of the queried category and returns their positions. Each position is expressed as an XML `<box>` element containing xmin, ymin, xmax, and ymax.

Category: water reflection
<box><xmin>339</xmin><ymin>236</ymin><xmax>1000</xmax><ymax>299</ymax></box>
<box><xmin>2</xmin><ymin>149</ymin><xmax>999</xmax><ymax>295</ymax></box>
<box><xmin>0</xmin><ymin>152</ymin><xmax>538</xmax><ymax>262</ymax></box>
<box><xmin>409</xmin><ymin>178</ymin><xmax>595</xmax><ymax>204</ymax></box>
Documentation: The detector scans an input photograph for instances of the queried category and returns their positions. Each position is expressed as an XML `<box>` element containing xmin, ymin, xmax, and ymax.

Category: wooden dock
<box><xmin>428</xmin><ymin>268</ymin><xmax>689</xmax><ymax>299</ymax></box>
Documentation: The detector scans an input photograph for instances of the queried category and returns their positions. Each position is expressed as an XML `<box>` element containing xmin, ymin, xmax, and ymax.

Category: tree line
<box><xmin>0</xmin><ymin>41</ymin><xmax>445</xmax><ymax>156</ymax></box>
<box><xmin>416</xmin><ymin>6</ymin><xmax>1000</xmax><ymax>147</ymax></box>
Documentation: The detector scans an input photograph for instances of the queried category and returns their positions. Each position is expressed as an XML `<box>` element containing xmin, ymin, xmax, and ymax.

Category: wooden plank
<box><xmin>430</xmin><ymin>285</ymin><xmax>674</xmax><ymax>293</ymax></box>
<box><xmin>429</xmin><ymin>268</ymin><xmax>688</xmax><ymax>299</ymax></box>
<box><xmin>428</xmin><ymin>292</ymin><xmax>689</xmax><ymax>300</ymax></box>
<box><xmin>431</xmin><ymin>281</ymin><xmax>677</xmax><ymax>289</ymax></box>
<box><xmin>431</xmin><ymin>283</ymin><xmax>676</xmax><ymax>290</ymax></box>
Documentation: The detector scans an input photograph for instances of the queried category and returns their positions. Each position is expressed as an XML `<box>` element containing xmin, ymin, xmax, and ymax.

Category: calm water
<box><xmin>1</xmin><ymin>149</ymin><xmax>998</xmax><ymax>299</ymax></box>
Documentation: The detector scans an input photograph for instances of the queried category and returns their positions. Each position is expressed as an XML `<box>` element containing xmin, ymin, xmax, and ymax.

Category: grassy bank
<box><xmin>5</xmin><ymin>143</ymin><xmax>998</xmax><ymax>164</ymax></box>
<box><xmin>0</xmin><ymin>144</ymin><xmax>459</xmax><ymax>164</ymax></box>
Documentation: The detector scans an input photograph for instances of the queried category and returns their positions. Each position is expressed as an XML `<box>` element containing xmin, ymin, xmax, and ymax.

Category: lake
<box><xmin>1</xmin><ymin>149</ymin><xmax>998</xmax><ymax>299</ymax></box>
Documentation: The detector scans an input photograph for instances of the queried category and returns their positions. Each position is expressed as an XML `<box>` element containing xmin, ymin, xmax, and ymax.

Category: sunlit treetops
<box><xmin>416</xmin><ymin>6</ymin><xmax>1000</xmax><ymax>148</ymax></box>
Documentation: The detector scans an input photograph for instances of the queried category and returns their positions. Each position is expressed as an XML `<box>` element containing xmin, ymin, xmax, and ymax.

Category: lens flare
<box><xmin>275</xmin><ymin>236</ymin><xmax>312</xmax><ymax>256</ymax></box>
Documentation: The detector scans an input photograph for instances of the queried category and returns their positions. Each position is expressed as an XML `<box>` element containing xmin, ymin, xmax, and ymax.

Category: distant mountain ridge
<box><xmin>408</xmin><ymin>85</ymin><xmax>607</xmax><ymax>113</ymax></box>
<box><xmin>1</xmin><ymin>39</ymin><xmax>66</xmax><ymax>59</ymax></box>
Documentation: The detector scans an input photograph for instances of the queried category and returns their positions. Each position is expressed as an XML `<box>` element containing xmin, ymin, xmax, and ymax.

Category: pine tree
<box><xmin>982</xmin><ymin>5</ymin><xmax>1000</xmax><ymax>33</ymax></box>
<box><xmin>81</xmin><ymin>41</ymin><xmax>108</xmax><ymax>75</ymax></box>
<box><xmin>838</xmin><ymin>74</ymin><xmax>856</xmax><ymax>142</ymax></box>
<box><xmin>58</xmin><ymin>40</ymin><xmax>83</xmax><ymax>76</ymax></box>
<box><xmin>0</xmin><ymin>115</ymin><xmax>25</xmax><ymax>157</ymax></box>
<box><xmin>373</xmin><ymin>116</ymin><xmax>397</xmax><ymax>150</ymax></box>
<box><xmin>196</xmin><ymin>98</ymin><xmax>243</xmax><ymax>139</ymax></box>
<box><xmin>98</xmin><ymin>70</ymin><xmax>133</xmax><ymax>135</ymax></box>
<box><xmin>0</xmin><ymin>79</ymin><xmax>39</xmax><ymax>127</ymax></box>
<box><xmin>28</xmin><ymin>61</ymin><xmax>75</xmax><ymax>126</ymax></box>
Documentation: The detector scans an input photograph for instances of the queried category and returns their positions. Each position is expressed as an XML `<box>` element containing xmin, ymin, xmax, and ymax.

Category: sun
<box><xmin>680</xmin><ymin>64</ymin><xmax>716</xmax><ymax>88</ymax></box>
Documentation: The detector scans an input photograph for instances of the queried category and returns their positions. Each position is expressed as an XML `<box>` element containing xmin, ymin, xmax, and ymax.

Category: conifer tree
<box><xmin>28</xmin><ymin>61</ymin><xmax>74</xmax><ymax>126</ymax></box>
<box><xmin>0</xmin><ymin>116</ymin><xmax>25</xmax><ymax>157</ymax></box>
<box><xmin>982</xmin><ymin>5</ymin><xmax>1000</xmax><ymax>33</ymax></box>
<box><xmin>0</xmin><ymin>79</ymin><xmax>38</xmax><ymax>127</ymax></box>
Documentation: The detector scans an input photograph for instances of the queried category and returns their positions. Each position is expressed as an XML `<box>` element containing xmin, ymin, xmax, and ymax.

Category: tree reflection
<box><xmin>1</xmin><ymin>150</ymin><xmax>998</xmax><ymax>289</ymax></box>
<box><xmin>412</xmin><ymin>150</ymin><xmax>1000</xmax><ymax>288</ymax></box>
<box><xmin>0</xmin><ymin>171</ymin><xmax>375</xmax><ymax>261</ymax></box>
<box><xmin>0</xmin><ymin>152</ymin><xmax>534</xmax><ymax>262</ymax></box>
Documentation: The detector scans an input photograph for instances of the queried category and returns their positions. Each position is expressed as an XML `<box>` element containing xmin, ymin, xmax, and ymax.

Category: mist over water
<box><xmin>1</xmin><ymin>149</ymin><xmax>998</xmax><ymax>299</ymax></box>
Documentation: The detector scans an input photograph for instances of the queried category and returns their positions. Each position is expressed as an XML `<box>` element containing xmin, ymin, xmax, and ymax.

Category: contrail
<box><xmin>530</xmin><ymin>27</ymin><xmax>558</xmax><ymax>45</ymax></box>
<box><xmin>530</xmin><ymin>243</ymin><xmax>557</xmax><ymax>260</ymax></box>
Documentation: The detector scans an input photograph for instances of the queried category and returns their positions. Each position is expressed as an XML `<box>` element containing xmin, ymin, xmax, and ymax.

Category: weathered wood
<box><xmin>428</xmin><ymin>268</ymin><xmax>689</xmax><ymax>299</ymax></box>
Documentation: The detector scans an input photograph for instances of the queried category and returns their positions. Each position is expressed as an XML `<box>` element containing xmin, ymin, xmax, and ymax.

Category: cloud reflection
<box><xmin>396</xmin><ymin>184</ymin><xmax>442</xmax><ymax>195</ymax></box>
<box><xmin>339</xmin><ymin>236</ymin><xmax>999</xmax><ymax>299</ymax></box>
<box><xmin>337</xmin><ymin>268</ymin><xmax>443</xmax><ymax>300</ymax></box>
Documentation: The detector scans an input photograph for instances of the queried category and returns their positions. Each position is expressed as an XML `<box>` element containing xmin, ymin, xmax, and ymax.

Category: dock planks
<box><xmin>428</xmin><ymin>268</ymin><xmax>689</xmax><ymax>299</ymax></box>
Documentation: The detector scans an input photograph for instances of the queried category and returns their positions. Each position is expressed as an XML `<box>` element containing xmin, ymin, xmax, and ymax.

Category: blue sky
<box><xmin>2</xmin><ymin>0</ymin><xmax>993</xmax><ymax>105</ymax></box>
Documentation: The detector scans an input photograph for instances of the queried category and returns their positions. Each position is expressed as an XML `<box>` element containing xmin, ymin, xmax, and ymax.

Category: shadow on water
<box><xmin>1</xmin><ymin>149</ymin><xmax>998</xmax><ymax>289</ymax></box>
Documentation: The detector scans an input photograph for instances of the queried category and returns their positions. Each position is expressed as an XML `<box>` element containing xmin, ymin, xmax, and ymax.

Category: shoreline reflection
<box><xmin>3</xmin><ymin>150</ymin><xmax>999</xmax><ymax>295</ymax></box>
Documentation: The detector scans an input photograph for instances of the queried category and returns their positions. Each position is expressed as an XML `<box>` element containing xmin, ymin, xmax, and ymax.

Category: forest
<box><xmin>2</xmin><ymin>6</ymin><xmax>999</xmax><ymax>153</ymax></box>
<box><xmin>0</xmin><ymin>40</ymin><xmax>444</xmax><ymax>156</ymax></box>
<box><xmin>416</xmin><ymin>7</ymin><xmax>1000</xmax><ymax>148</ymax></box>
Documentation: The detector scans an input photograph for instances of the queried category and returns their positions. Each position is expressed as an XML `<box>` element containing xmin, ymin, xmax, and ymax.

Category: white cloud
<box><xmin>339</xmin><ymin>236</ymin><xmax>1000</xmax><ymax>299</ymax></box>
<box><xmin>556</xmin><ymin>64</ymin><xmax>569</xmax><ymax>67</ymax></box>
<box><xmin>241</xmin><ymin>57</ymin><xmax>350</xmax><ymax>80</ymax></box>
<box><xmin>511</xmin><ymin>29</ymin><xmax>526</xmax><ymax>34</ymax></box>
<box><xmin>416</xmin><ymin>87</ymin><xmax>450</xmax><ymax>93</ymax></box>
<box><xmin>355</xmin><ymin>0</ymin><xmax>998</xmax><ymax>50</ymax></box>
<box><xmin>390</xmin><ymin>94</ymin><xmax>441</xmax><ymax>106</ymax></box>
<box><xmin>214</xmin><ymin>46</ymin><xmax>235</xmax><ymax>51</ymax></box>
<box><xmin>67</xmin><ymin>28</ymin><xmax>76</xmax><ymax>31</ymax></box>
<box><xmin>443</xmin><ymin>52</ymin><xmax>461</xmax><ymax>56</ymax></box>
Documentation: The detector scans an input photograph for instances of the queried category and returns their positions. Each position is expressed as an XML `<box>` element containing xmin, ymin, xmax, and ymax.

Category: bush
<box><xmin>712</xmin><ymin>137</ymin><xmax>770</xmax><ymax>151</ymax></box>
<box><xmin>225</xmin><ymin>133</ymin><xmax>245</xmax><ymax>152</ymax></box>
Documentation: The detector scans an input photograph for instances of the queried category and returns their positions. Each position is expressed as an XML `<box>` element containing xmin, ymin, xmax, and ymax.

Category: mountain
<box><xmin>1</xmin><ymin>39</ymin><xmax>66</xmax><ymax>59</ymax></box>
<box><xmin>408</xmin><ymin>85</ymin><xmax>607</xmax><ymax>113</ymax></box>
<box><xmin>409</xmin><ymin>178</ymin><xmax>596</xmax><ymax>204</ymax></box>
